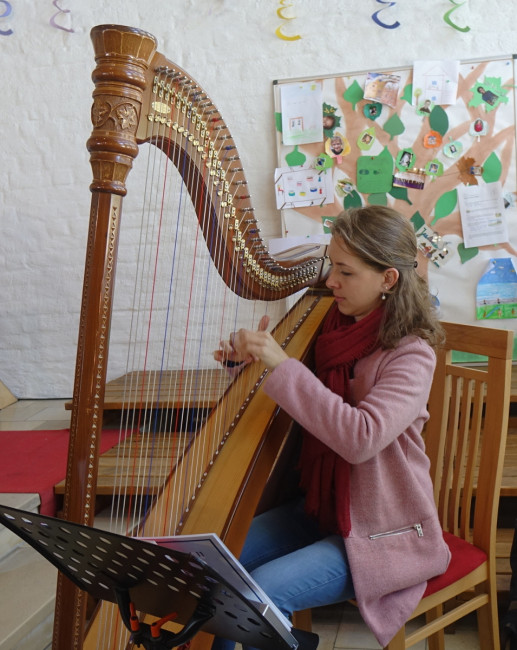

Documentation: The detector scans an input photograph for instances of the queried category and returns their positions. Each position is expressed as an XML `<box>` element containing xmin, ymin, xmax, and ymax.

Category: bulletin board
<box><xmin>273</xmin><ymin>55</ymin><xmax>517</xmax><ymax>357</ymax></box>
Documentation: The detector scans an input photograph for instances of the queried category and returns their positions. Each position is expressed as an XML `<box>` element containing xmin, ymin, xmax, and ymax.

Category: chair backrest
<box><xmin>425</xmin><ymin>321</ymin><xmax>513</xmax><ymax>556</ymax></box>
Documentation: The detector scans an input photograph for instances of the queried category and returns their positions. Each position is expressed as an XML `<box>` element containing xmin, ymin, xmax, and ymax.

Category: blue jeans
<box><xmin>213</xmin><ymin>498</ymin><xmax>354</xmax><ymax>650</ymax></box>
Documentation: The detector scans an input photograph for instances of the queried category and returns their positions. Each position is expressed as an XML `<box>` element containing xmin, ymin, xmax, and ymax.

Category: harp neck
<box><xmin>88</xmin><ymin>24</ymin><xmax>327</xmax><ymax>300</ymax></box>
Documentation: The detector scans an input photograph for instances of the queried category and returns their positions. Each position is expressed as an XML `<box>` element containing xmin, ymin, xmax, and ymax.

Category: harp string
<box><xmin>104</xmin><ymin>66</ymin><xmax>278</xmax><ymax>543</ymax></box>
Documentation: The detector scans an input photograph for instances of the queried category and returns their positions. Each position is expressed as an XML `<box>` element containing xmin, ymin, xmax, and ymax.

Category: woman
<box><xmin>214</xmin><ymin>206</ymin><xmax>451</xmax><ymax>648</ymax></box>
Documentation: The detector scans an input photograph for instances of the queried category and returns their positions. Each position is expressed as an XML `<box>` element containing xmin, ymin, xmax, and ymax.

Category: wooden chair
<box><xmin>293</xmin><ymin>321</ymin><xmax>513</xmax><ymax>649</ymax></box>
<box><xmin>385</xmin><ymin>321</ymin><xmax>513</xmax><ymax>649</ymax></box>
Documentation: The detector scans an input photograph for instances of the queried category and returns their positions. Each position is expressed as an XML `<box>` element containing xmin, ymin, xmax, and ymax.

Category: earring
<box><xmin>381</xmin><ymin>285</ymin><xmax>388</xmax><ymax>300</ymax></box>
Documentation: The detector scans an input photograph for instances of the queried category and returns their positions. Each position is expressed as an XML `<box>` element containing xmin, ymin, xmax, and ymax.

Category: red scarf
<box><xmin>298</xmin><ymin>304</ymin><xmax>384</xmax><ymax>536</ymax></box>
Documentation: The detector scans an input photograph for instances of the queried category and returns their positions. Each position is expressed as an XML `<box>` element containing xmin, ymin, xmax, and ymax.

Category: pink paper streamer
<box><xmin>50</xmin><ymin>0</ymin><xmax>74</xmax><ymax>33</ymax></box>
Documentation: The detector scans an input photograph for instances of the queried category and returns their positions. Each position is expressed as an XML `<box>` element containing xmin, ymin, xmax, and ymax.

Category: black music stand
<box><xmin>0</xmin><ymin>504</ymin><xmax>301</xmax><ymax>650</ymax></box>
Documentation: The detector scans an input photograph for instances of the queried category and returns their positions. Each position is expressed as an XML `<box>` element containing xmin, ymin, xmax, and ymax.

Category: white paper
<box><xmin>458</xmin><ymin>182</ymin><xmax>509</xmax><ymax>248</ymax></box>
<box><xmin>412</xmin><ymin>60</ymin><xmax>460</xmax><ymax>106</ymax></box>
<box><xmin>280</xmin><ymin>81</ymin><xmax>323</xmax><ymax>145</ymax></box>
<box><xmin>274</xmin><ymin>166</ymin><xmax>334</xmax><ymax>209</ymax></box>
<box><xmin>268</xmin><ymin>234</ymin><xmax>330</xmax><ymax>260</ymax></box>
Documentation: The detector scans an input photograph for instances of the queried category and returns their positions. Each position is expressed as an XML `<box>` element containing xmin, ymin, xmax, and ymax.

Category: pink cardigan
<box><xmin>263</xmin><ymin>335</ymin><xmax>451</xmax><ymax>647</ymax></box>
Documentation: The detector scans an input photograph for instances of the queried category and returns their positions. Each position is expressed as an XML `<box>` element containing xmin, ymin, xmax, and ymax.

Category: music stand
<box><xmin>0</xmin><ymin>504</ymin><xmax>299</xmax><ymax>650</ymax></box>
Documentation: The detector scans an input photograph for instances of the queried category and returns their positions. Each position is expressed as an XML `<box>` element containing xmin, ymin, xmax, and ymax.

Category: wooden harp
<box><xmin>53</xmin><ymin>24</ymin><xmax>333</xmax><ymax>649</ymax></box>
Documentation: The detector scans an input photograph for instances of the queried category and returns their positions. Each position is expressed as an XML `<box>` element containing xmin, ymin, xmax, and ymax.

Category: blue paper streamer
<box><xmin>0</xmin><ymin>1</ymin><xmax>13</xmax><ymax>36</ymax></box>
<box><xmin>372</xmin><ymin>0</ymin><xmax>400</xmax><ymax>30</ymax></box>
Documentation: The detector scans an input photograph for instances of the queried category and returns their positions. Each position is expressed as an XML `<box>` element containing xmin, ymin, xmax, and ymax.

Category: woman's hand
<box><xmin>214</xmin><ymin>315</ymin><xmax>289</xmax><ymax>370</ymax></box>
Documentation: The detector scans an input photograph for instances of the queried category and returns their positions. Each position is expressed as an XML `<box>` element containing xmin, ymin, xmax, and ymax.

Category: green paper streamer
<box><xmin>443</xmin><ymin>1</ymin><xmax>471</xmax><ymax>33</ymax></box>
<box><xmin>343</xmin><ymin>80</ymin><xmax>364</xmax><ymax>110</ymax></box>
<box><xmin>482</xmin><ymin>152</ymin><xmax>502</xmax><ymax>183</ymax></box>
<box><xmin>431</xmin><ymin>189</ymin><xmax>457</xmax><ymax>225</ymax></box>
<box><xmin>458</xmin><ymin>243</ymin><xmax>478</xmax><ymax>264</ymax></box>
<box><xmin>429</xmin><ymin>106</ymin><xmax>449</xmax><ymax>136</ymax></box>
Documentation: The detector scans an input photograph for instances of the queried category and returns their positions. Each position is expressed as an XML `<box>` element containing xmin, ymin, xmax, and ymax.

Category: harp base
<box><xmin>115</xmin><ymin>586</ymin><xmax>214</xmax><ymax>650</ymax></box>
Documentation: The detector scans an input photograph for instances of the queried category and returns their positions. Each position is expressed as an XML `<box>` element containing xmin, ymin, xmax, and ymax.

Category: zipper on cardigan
<box><xmin>369</xmin><ymin>523</ymin><xmax>423</xmax><ymax>540</ymax></box>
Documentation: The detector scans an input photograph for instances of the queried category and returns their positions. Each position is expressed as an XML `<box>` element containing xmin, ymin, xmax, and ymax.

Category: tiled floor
<box><xmin>0</xmin><ymin>399</ymin><xmax>484</xmax><ymax>649</ymax></box>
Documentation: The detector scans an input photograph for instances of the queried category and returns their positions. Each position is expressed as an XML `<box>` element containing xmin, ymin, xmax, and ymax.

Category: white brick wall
<box><xmin>1</xmin><ymin>0</ymin><xmax>515</xmax><ymax>397</ymax></box>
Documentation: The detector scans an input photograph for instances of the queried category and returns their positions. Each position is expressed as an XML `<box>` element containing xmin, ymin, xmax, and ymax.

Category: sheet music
<box><xmin>139</xmin><ymin>533</ymin><xmax>292</xmax><ymax>632</ymax></box>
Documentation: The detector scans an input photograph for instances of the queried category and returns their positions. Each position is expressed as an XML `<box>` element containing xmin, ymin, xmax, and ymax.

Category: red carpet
<box><xmin>0</xmin><ymin>428</ymin><xmax>125</xmax><ymax>516</ymax></box>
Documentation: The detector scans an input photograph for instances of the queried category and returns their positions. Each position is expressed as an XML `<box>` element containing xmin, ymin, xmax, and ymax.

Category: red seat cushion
<box><xmin>423</xmin><ymin>531</ymin><xmax>487</xmax><ymax>597</ymax></box>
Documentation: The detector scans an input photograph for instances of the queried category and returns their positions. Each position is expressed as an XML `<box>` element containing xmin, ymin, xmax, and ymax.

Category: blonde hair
<box><xmin>330</xmin><ymin>207</ymin><xmax>444</xmax><ymax>349</ymax></box>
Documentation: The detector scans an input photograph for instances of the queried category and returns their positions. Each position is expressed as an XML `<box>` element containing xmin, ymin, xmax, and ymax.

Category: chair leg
<box><xmin>383</xmin><ymin>625</ymin><xmax>405</xmax><ymax>650</ymax></box>
<box><xmin>426</xmin><ymin>605</ymin><xmax>445</xmax><ymax>650</ymax></box>
<box><xmin>292</xmin><ymin>609</ymin><xmax>313</xmax><ymax>632</ymax></box>
<box><xmin>476</xmin><ymin>589</ymin><xmax>500</xmax><ymax>650</ymax></box>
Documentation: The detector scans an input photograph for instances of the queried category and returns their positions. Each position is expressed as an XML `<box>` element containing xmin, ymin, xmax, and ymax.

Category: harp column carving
<box><xmin>53</xmin><ymin>26</ymin><xmax>158</xmax><ymax>650</ymax></box>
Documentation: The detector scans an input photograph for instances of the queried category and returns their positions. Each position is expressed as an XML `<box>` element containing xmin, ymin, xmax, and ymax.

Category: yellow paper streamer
<box><xmin>275</xmin><ymin>0</ymin><xmax>301</xmax><ymax>41</ymax></box>
<box><xmin>275</xmin><ymin>25</ymin><xmax>301</xmax><ymax>41</ymax></box>
<box><xmin>276</xmin><ymin>4</ymin><xmax>292</xmax><ymax>20</ymax></box>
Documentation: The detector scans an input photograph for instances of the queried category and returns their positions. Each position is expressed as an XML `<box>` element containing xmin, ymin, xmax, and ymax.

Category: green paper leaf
<box><xmin>356</xmin><ymin>146</ymin><xmax>394</xmax><ymax>193</ymax></box>
<box><xmin>401</xmin><ymin>84</ymin><xmax>413</xmax><ymax>104</ymax></box>
<box><xmin>429</xmin><ymin>106</ymin><xmax>449</xmax><ymax>136</ymax></box>
<box><xmin>383</xmin><ymin>113</ymin><xmax>405</xmax><ymax>140</ymax></box>
<box><xmin>344</xmin><ymin>190</ymin><xmax>363</xmax><ymax>209</ymax></box>
<box><xmin>367</xmin><ymin>193</ymin><xmax>387</xmax><ymax>206</ymax></box>
<box><xmin>410</xmin><ymin>211</ymin><xmax>425</xmax><ymax>231</ymax></box>
<box><xmin>363</xmin><ymin>102</ymin><xmax>382</xmax><ymax>121</ymax></box>
<box><xmin>468</xmin><ymin>77</ymin><xmax>509</xmax><ymax>112</ymax></box>
<box><xmin>457</xmin><ymin>243</ymin><xmax>478</xmax><ymax>264</ymax></box>
<box><xmin>482</xmin><ymin>151</ymin><xmax>502</xmax><ymax>183</ymax></box>
<box><xmin>343</xmin><ymin>80</ymin><xmax>364</xmax><ymax>110</ymax></box>
<box><xmin>285</xmin><ymin>145</ymin><xmax>307</xmax><ymax>167</ymax></box>
<box><xmin>275</xmin><ymin>112</ymin><xmax>282</xmax><ymax>133</ymax></box>
<box><xmin>389</xmin><ymin>186</ymin><xmax>413</xmax><ymax>205</ymax></box>
<box><xmin>431</xmin><ymin>189</ymin><xmax>457</xmax><ymax>225</ymax></box>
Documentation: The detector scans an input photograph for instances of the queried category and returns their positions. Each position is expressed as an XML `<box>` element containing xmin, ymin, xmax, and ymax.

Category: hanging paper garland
<box><xmin>0</xmin><ymin>1</ymin><xmax>13</xmax><ymax>36</ymax></box>
<box><xmin>275</xmin><ymin>0</ymin><xmax>301</xmax><ymax>41</ymax></box>
<box><xmin>50</xmin><ymin>0</ymin><xmax>74</xmax><ymax>33</ymax></box>
<box><xmin>443</xmin><ymin>0</ymin><xmax>470</xmax><ymax>33</ymax></box>
<box><xmin>371</xmin><ymin>0</ymin><xmax>400</xmax><ymax>30</ymax></box>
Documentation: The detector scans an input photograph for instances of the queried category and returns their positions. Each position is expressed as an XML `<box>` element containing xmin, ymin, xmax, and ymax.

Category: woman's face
<box><xmin>325</xmin><ymin>235</ymin><xmax>395</xmax><ymax>320</ymax></box>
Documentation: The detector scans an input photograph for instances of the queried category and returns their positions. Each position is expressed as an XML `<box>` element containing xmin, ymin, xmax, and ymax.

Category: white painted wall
<box><xmin>1</xmin><ymin>0</ymin><xmax>516</xmax><ymax>398</ymax></box>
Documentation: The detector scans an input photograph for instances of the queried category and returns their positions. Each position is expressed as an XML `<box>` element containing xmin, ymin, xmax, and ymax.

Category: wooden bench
<box><xmin>64</xmin><ymin>368</ymin><xmax>231</xmax><ymax>411</ymax></box>
<box><xmin>59</xmin><ymin>368</ymin><xmax>231</xmax><ymax>500</ymax></box>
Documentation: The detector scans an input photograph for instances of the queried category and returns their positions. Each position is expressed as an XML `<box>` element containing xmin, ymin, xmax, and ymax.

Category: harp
<box><xmin>53</xmin><ymin>24</ymin><xmax>333</xmax><ymax>649</ymax></box>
